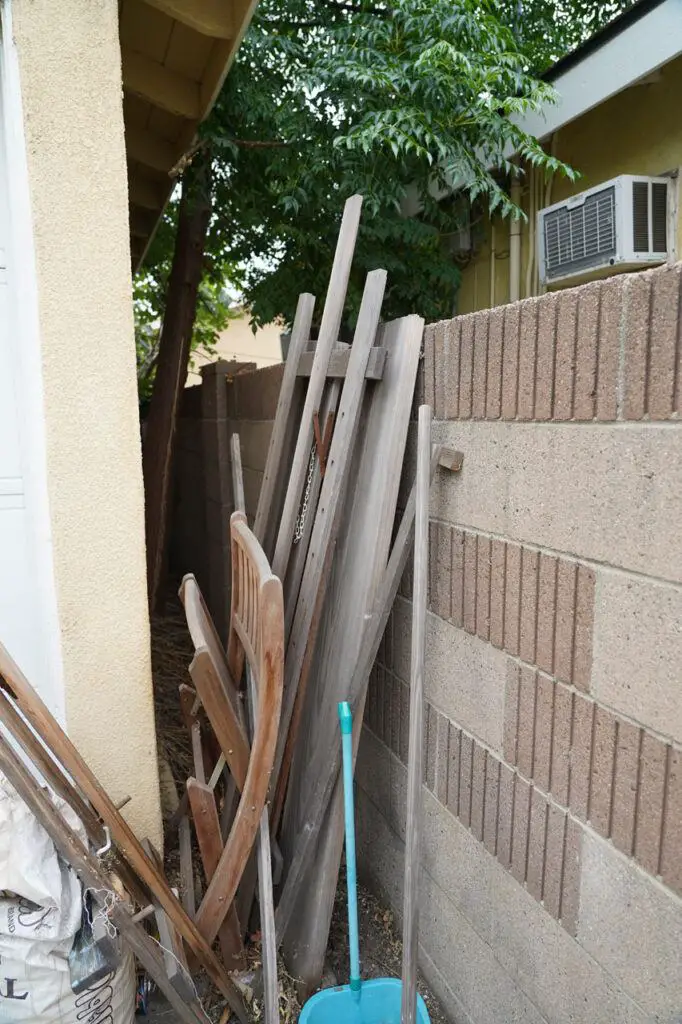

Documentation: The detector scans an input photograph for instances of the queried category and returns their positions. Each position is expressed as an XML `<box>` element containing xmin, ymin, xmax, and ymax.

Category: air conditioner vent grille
<box><xmin>632</xmin><ymin>181</ymin><xmax>650</xmax><ymax>252</ymax></box>
<box><xmin>543</xmin><ymin>185</ymin><xmax>616</xmax><ymax>281</ymax></box>
<box><xmin>652</xmin><ymin>182</ymin><xmax>668</xmax><ymax>252</ymax></box>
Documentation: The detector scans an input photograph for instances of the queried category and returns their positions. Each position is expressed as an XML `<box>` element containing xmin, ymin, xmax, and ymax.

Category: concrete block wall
<box><xmin>170</xmin><ymin>360</ymin><xmax>283</xmax><ymax>634</ymax></box>
<box><xmin>359</xmin><ymin>262</ymin><xmax>682</xmax><ymax>1024</ymax></box>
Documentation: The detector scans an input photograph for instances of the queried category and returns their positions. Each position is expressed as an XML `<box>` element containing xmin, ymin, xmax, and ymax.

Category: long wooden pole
<box><xmin>273</xmin><ymin>442</ymin><xmax>459</xmax><ymax>946</ymax></box>
<box><xmin>401</xmin><ymin>404</ymin><xmax>431</xmax><ymax>1024</ymax></box>
<box><xmin>271</xmin><ymin>195</ymin><xmax>363</xmax><ymax>582</ymax></box>
<box><xmin>231</xmin><ymin>434</ymin><xmax>279</xmax><ymax>1024</ymax></box>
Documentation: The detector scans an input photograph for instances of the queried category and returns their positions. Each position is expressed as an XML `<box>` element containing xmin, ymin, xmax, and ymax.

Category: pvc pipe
<box><xmin>509</xmin><ymin>177</ymin><xmax>522</xmax><ymax>302</ymax></box>
<box><xmin>338</xmin><ymin>701</ymin><xmax>361</xmax><ymax>995</ymax></box>
<box><xmin>525</xmin><ymin>164</ymin><xmax>536</xmax><ymax>300</ymax></box>
<box><xmin>489</xmin><ymin>222</ymin><xmax>496</xmax><ymax>308</ymax></box>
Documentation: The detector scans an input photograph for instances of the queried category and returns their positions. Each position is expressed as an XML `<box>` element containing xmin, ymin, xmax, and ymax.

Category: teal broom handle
<box><xmin>338</xmin><ymin>701</ymin><xmax>361</xmax><ymax>995</ymax></box>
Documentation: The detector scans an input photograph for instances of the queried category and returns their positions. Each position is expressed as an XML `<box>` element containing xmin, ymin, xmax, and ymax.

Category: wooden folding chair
<box><xmin>179</xmin><ymin>511</ymin><xmax>284</xmax><ymax>948</ymax></box>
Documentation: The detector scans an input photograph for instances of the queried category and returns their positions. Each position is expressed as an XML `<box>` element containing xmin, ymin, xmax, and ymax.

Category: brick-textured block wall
<box><xmin>169</xmin><ymin>361</ymin><xmax>284</xmax><ymax>629</ymax></box>
<box><xmin>359</xmin><ymin>262</ymin><xmax>682</xmax><ymax>1024</ymax></box>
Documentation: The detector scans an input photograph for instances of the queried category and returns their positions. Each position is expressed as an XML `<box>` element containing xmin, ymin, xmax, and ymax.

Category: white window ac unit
<box><xmin>538</xmin><ymin>174</ymin><xmax>669</xmax><ymax>285</ymax></box>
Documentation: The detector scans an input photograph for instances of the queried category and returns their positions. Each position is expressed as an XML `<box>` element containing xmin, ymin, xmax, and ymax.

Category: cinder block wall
<box><xmin>170</xmin><ymin>361</ymin><xmax>284</xmax><ymax>630</ymax></box>
<box><xmin>359</xmin><ymin>262</ymin><xmax>682</xmax><ymax>1024</ymax></box>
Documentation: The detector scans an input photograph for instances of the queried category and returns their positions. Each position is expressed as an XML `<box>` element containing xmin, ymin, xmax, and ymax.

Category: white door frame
<box><xmin>0</xmin><ymin>0</ymin><xmax>65</xmax><ymax>721</ymax></box>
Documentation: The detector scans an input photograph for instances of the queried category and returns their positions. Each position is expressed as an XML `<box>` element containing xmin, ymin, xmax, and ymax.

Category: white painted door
<box><xmin>0</xmin><ymin>51</ymin><xmax>57</xmax><ymax>709</ymax></box>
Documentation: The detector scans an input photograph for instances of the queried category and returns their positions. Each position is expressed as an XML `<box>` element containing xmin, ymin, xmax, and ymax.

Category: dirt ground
<box><xmin>144</xmin><ymin>878</ymin><xmax>447</xmax><ymax>1023</ymax></box>
<box><xmin>146</xmin><ymin>597</ymin><xmax>448</xmax><ymax>1024</ymax></box>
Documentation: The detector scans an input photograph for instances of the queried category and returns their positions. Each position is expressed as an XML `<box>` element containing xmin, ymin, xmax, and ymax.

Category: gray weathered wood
<box><xmin>274</xmin><ymin>269</ymin><xmax>387</xmax><ymax>797</ymax></box>
<box><xmin>232</xmin><ymin>435</ymin><xmax>279</xmax><ymax>1024</ymax></box>
<box><xmin>401</xmin><ymin>404</ymin><xmax>431</xmax><ymax>1024</ymax></box>
<box><xmin>142</xmin><ymin>838</ymin><xmax>197</xmax><ymax>1004</ymax></box>
<box><xmin>272</xmin><ymin>195</ymin><xmax>363</xmax><ymax>582</ymax></box>
<box><xmin>230</xmin><ymin>433</ymin><xmax>246</xmax><ymax>516</ymax></box>
<box><xmin>274</xmin><ymin>443</ymin><xmax>450</xmax><ymax>943</ymax></box>
<box><xmin>0</xmin><ymin>733</ymin><xmax>208</xmax><ymax>1024</ymax></box>
<box><xmin>253</xmin><ymin>291</ymin><xmax>315</xmax><ymax>552</ymax></box>
<box><xmin>178</xmin><ymin>814</ymin><xmax>196</xmax><ymax>918</ymax></box>
<box><xmin>279</xmin><ymin>313</ymin><xmax>423</xmax><ymax>993</ymax></box>
<box><xmin>282</xmin><ymin>375</ymin><xmax>342</xmax><ymax>643</ymax></box>
<box><xmin>296</xmin><ymin>346</ymin><xmax>386</xmax><ymax>380</ymax></box>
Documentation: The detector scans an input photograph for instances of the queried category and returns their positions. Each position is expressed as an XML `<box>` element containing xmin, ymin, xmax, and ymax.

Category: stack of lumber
<box><xmin>241</xmin><ymin>195</ymin><xmax>459</xmax><ymax>995</ymax></box>
<box><xmin>0</xmin><ymin>195</ymin><xmax>461</xmax><ymax>1022</ymax></box>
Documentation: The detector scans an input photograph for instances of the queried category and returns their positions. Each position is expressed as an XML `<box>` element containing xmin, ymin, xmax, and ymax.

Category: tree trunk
<box><xmin>142</xmin><ymin>158</ymin><xmax>212</xmax><ymax>611</ymax></box>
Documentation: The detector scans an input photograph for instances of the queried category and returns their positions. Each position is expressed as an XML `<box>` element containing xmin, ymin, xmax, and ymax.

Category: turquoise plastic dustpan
<box><xmin>299</xmin><ymin>702</ymin><xmax>430</xmax><ymax>1024</ymax></box>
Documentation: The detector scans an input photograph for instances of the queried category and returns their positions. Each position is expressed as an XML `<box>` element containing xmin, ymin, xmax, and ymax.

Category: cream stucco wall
<box><xmin>11</xmin><ymin>0</ymin><xmax>161</xmax><ymax>842</ymax></box>
<box><xmin>458</xmin><ymin>53</ymin><xmax>682</xmax><ymax>315</ymax></box>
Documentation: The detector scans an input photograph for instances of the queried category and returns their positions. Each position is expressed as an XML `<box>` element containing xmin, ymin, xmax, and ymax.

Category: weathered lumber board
<box><xmin>296</xmin><ymin>346</ymin><xmax>386</xmax><ymax>380</ymax></box>
<box><xmin>253</xmin><ymin>291</ymin><xmax>314</xmax><ymax>556</ymax></box>
<box><xmin>279</xmin><ymin>314</ymin><xmax>423</xmax><ymax>993</ymax></box>
<box><xmin>273</xmin><ymin>269</ymin><xmax>387</xmax><ymax>798</ymax></box>
<box><xmin>282</xmin><ymin>375</ymin><xmax>342</xmax><ymax>644</ymax></box>
<box><xmin>401</xmin><ymin>405</ymin><xmax>431</xmax><ymax>1024</ymax></box>
<box><xmin>231</xmin><ymin>433</ymin><xmax>279</xmax><ymax>1022</ymax></box>
<box><xmin>273</xmin><ymin>443</ymin><xmax>455</xmax><ymax>941</ymax></box>
<box><xmin>272</xmin><ymin>195</ymin><xmax>363</xmax><ymax>582</ymax></box>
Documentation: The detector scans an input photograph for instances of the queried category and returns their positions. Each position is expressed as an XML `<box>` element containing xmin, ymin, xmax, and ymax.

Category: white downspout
<box><xmin>525</xmin><ymin>163</ymin><xmax>536</xmax><ymax>299</ymax></box>
<box><xmin>489</xmin><ymin>222</ymin><xmax>496</xmax><ymax>308</ymax></box>
<box><xmin>509</xmin><ymin>176</ymin><xmax>521</xmax><ymax>302</ymax></box>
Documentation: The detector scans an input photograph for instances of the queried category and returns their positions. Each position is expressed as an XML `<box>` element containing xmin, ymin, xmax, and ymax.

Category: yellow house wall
<box><xmin>187</xmin><ymin>314</ymin><xmax>283</xmax><ymax>384</ymax></box>
<box><xmin>458</xmin><ymin>53</ymin><xmax>682</xmax><ymax>314</ymax></box>
<box><xmin>12</xmin><ymin>0</ymin><xmax>162</xmax><ymax>842</ymax></box>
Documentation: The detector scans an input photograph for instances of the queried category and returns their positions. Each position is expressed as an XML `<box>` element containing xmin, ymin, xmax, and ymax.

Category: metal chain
<box><xmin>293</xmin><ymin>442</ymin><xmax>317</xmax><ymax>544</ymax></box>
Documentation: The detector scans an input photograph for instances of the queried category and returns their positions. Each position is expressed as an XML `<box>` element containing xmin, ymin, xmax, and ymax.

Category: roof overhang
<box><xmin>120</xmin><ymin>0</ymin><xmax>259</xmax><ymax>269</ymax></box>
<box><xmin>515</xmin><ymin>0</ymin><xmax>682</xmax><ymax>141</ymax></box>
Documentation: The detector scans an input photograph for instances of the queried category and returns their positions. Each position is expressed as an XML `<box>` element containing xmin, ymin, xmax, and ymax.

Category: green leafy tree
<box><xmin>205</xmin><ymin>0</ymin><xmax>576</xmax><ymax>330</ymax></box>
<box><xmin>140</xmin><ymin>0</ymin><xmax>630</xmax><ymax>605</ymax></box>
<box><xmin>496</xmin><ymin>0</ymin><xmax>634</xmax><ymax>73</ymax></box>
<box><xmin>135</xmin><ymin>0</ymin><xmax>633</xmax><ymax>349</ymax></box>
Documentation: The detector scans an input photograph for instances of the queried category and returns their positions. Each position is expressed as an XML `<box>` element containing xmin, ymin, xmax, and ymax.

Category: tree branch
<box><xmin>233</xmin><ymin>138</ymin><xmax>290</xmax><ymax>148</ymax></box>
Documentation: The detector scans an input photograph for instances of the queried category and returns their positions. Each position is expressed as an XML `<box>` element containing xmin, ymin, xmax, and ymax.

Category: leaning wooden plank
<box><xmin>274</xmin><ymin>442</ymin><xmax>461</xmax><ymax>941</ymax></box>
<box><xmin>273</xmin><ymin>269</ymin><xmax>387</xmax><ymax>798</ymax></box>
<box><xmin>272</xmin><ymin>540</ymin><xmax>335</xmax><ymax>834</ymax></box>
<box><xmin>401</xmin><ymin>405</ymin><xmax>431</xmax><ymax>1024</ymax></box>
<box><xmin>296</xmin><ymin>346</ymin><xmax>386</xmax><ymax>380</ymax></box>
<box><xmin>0</xmin><ymin>731</ymin><xmax>209</xmax><ymax>1024</ymax></box>
<box><xmin>187</xmin><ymin>779</ymin><xmax>245</xmax><ymax>970</ymax></box>
<box><xmin>232</xmin><ymin>435</ymin><xmax>279</xmax><ymax>1024</ymax></box>
<box><xmin>253</xmin><ymin>291</ymin><xmax>315</xmax><ymax>553</ymax></box>
<box><xmin>230</xmin><ymin>433</ymin><xmax>246</xmax><ymax>516</ymax></box>
<box><xmin>142</xmin><ymin>838</ymin><xmax>197</xmax><ymax>1005</ymax></box>
<box><xmin>0</xmin><ymin>642</ymin><xmax>249</xmax><ymax>1022</ymax></box>
<box><xmin>0</xmin><ymin>689</ymin><xmax>147</xmax><ymax>908</ymax></box>
<box><xmin>279</xmin><ymin>314</ymin><xmax>423</xmax><ymax>993</ymax></box>
<box><xmin>272</xmin><ymin>195</ymin><xmax>363</xmax><ymax>582</ymax></box>
<box><xmin>0</xmin><ymin>689</ymin><xmax>106</xmax><ymax>846</ymax></box>
<box><xmin>178</xmin><ymin>814</ymin><xmax>196</xmax><ymax>917</ymax></box>
<box><xmin>282</xmin><ymin>376</ymin><xmax>342</xmax><ymax>644</ymax></box>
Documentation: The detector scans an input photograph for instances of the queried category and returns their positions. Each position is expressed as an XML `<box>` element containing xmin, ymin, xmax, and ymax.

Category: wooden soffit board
<box><xmin>120</xmin><ymin>0</ymin><xmax>260</xmax><ymax>268</ymax></box>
